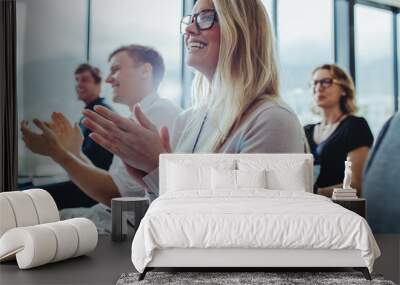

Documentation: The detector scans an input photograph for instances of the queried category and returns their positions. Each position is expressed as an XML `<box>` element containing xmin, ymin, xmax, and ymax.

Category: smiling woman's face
<box><xmin>184</xmin><ymin>0</ymin><xmax>220</xmax><ymax>81</ymax></box>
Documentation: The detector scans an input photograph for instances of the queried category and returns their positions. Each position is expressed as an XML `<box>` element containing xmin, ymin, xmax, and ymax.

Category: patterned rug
<box><xmin>117</xmin><ymin>271</ymin><xmax>396</xmax><ymax>285</ymax></box>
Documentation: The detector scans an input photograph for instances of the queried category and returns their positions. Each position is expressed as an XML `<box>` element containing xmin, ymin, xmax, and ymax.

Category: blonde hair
<box><xmin>312</xmin><ymin>64</ymin><xmax>357</xmax><ymax>114</ymax></box>
<box><xmin>178</xmin><ymin>0</ymin><xmax>279</xmax><ymax>152</ymax></box>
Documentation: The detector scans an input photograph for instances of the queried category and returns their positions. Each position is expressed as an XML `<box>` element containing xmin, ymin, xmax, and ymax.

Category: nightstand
<box><xmin>111</xmin><ymin>197</ymin><xmax>150</xmax><ymax>242</ymax></box>
<box><xmin>331</xmin><ymin>198</ymin><xmax>366</xmax><ymax>218</ymax></box>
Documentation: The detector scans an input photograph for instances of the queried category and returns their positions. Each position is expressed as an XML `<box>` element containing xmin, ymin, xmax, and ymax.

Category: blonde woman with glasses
<box><xmin>304</xmin><ymin>64</ymin><xmax>373</xmax><ymax>197</ymax></box>
<box><xmin>83</xmin><ymin>0</ymin><xmax>305</xmax><ymax>199</ymax></box>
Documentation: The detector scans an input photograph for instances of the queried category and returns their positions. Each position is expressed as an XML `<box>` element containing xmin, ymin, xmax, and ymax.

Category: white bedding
<box><xmin>131</xmin><ymin>190</ymin><xmax>380</xmax><ymax>273</ymax></box>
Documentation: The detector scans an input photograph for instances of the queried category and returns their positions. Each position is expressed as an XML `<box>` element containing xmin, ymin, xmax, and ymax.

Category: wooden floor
<box><xmin>373</xmin><ymin>234</ymin><xmax>400</xmax><ymax>284</ymax></box>
<box><xmin>0</xmin><ymin>235</ymin><xmax>133</xmax><ymax>285</ymax></box>
<box><xmin>0</xmin><ymin>234</ymin><xmax>398</xmax><ymax>284</ymax></box>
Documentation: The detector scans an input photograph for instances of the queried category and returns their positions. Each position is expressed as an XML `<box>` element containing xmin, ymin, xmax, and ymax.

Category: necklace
<box><xmin>191</xmin><ymin>112</ymin><xmax>208</xmax><ymax>153</ymax></box>
<box><xmin>314</xmin><ymin>114</ymin><xmax>346</xmax><ymax>144</ymax></box>
<box><xmin>321</xmin><ymin>113</ymin><xmax>345</xmax><ymax>127</ymax></box>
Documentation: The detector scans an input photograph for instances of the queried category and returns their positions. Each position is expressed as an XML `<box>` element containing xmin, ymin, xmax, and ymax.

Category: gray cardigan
<box><xmin>143</xmin><ymin>98</ymin><xmax>306</xmax><ymax>199</ymax></box>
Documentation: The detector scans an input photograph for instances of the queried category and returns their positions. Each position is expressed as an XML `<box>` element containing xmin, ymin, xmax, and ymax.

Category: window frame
<box><xmin>349</xmin><ymin>0</ymin><xmax>399</xmax><ymax>112</ymax></box>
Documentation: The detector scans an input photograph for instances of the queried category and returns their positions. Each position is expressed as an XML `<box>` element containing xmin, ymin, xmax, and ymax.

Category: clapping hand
<box><xmin>82</xmin><ymin>104</ymin><xmax>171</xmax><ymax>175</ymax></box>
<box><xmin>20</xmin><ymin>119</ymin><xmax>65</xmax><ymax>158</ymax></box>
<box><xmin>46</xmin><ymin>112</ymin><xmax>83</xmax><ymax>157</ymax></box>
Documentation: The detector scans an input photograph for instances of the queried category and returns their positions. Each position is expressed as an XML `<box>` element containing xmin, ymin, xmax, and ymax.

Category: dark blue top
<box><xmin>304</xmin><ymin>115</ymin><xmax>373</xmax><ymax>190</ymax></box>
<box><xmin>79</xmin><ymin>97</ymin><xmax>114</xmax><ymax>170</ymax></box>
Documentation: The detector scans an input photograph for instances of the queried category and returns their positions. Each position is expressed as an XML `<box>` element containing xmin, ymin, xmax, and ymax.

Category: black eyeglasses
<box><xmin>309</xmin><ymin>78</ymin><xmax>340</xmax><ymax>90</ymax></box>
<box><xmin>180</xmin><ymin>9</ymin><xmax>218</xmax><ymax>34</ymax></box>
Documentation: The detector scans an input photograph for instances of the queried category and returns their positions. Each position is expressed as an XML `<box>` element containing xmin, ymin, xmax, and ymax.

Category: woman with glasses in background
<box><xmin>83</xmin><ymin>0</ymin><xmax>305</xmax><ymax>199</ymax></box>
<box><xmin>304</xmin><ymin>64</ymin><xmax>373</xmax><ymax>197</ymax></box>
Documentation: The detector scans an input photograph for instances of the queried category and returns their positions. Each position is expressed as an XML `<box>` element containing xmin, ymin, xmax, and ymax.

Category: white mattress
<box><xmin>131</xmin><ymin>190</ymin><xmax>380</xmax><ymax>273</ymax></box>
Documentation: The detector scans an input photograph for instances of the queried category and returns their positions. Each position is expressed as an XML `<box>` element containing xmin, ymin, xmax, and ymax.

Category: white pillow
<box><xmin>238</xmin><ymin>159</ymin><xmax>307</xmax><ymax>191</ymax></box>
<box><xmin>167</xmin><ymin>163</ymin><xmax>210</xmax><ymax>191</ymax></box>
<box><xmin>211</xmin><ymin>169</ymin><xmax>267</xmax><ymax>190</ymax></box>
<box><xmin>211</xmin><ymin>168</ymin><xmax>236</xmax><ymax>190</ymax></box>
<box><xmin>236</xmin><ymin>169</ymin><xmax>267</xmax><ymax>189</ymax></box>
<box><xmin>266</xmin><ymin>167</ymin><xmax>306</xmax><ymax>191</ymax></box>
<box><xmin>166</xmin><ymin>159</ymin><xmax>236</xmax><ymax>192</ymax></box>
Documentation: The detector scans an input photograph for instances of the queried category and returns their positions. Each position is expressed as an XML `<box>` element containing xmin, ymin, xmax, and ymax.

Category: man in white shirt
<box><xmin>21</xmin><ymin>44</ymin><xmax>181</xmax><ymax>231</ymax></box>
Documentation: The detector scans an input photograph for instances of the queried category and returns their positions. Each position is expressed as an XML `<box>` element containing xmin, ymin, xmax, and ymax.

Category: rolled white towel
<box><xmin>0</xmin><ymin>225</ymin><xmax>57</xmax><ymax>268</ymax></box>
<box><xmin>64</xmin><ymin>218</ymin><xmax>98</xmax><ymax>257</ymax></box>
<box><xmin>42</xmin><ymin>221</ymin><xmax>79</xmax><ymax>262</ymax></box>
<box><xmin>0</xmin><ymin>218</ymin><xmax>98</xmax><ymax>269</ymax></box>
<box><xmin>0</xmin><ymin>191</ymin><xmax>39</xmax><ymax>228</ymax></box>
<box><xmin>0</xmin><ymin>189</ymin><xmax>60</xmax><ymax>238</ymax></box>
<box><xmin>0</xmin><ymin>196</ymin><xmax>17</xmax><ymax>237</ymax></box>
<box><xmin>24</xmin><ymin>189</ymin><xmax>59</xmax><ymax>224</ymax></box>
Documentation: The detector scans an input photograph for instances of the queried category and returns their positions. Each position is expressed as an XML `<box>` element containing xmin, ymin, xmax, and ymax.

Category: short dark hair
<box><xmin>74</xmin><ymin>63</ymin><xmax>102</xmax><ymax>84</ymax></box>
<box><xmin>108</xmin><ymin>44</ymin><xmax>165</xmax><ymax>89</ymax></box>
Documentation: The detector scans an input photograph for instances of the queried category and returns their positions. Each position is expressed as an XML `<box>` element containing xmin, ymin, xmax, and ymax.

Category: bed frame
<box><xmin>138</xmin><ymin>154</ymin><xmax>372</xmax><ymax>281</ymax></box>
<box><xmin>139</xmin><ymin>248</ymin><xmax>371</xmax><ymax>280</ymax></box>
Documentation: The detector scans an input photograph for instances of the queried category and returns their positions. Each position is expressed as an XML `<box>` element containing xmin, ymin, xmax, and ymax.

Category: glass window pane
<box><xmin>17</xmin><ymin>0</ymin><xmax>87</xmax><ymax>180</ymax></box>
<box><xmin>398</xmin><ymin>13</ymin><xmax>400</xmax><ymax>111</ymax></box>
<box><xmin>90</xmin><ymin>0</ymin><xmax>183</xmax><ymax>115</ymax></box>
<box><xmin>277</xmin><ymin>0</ymin><xmax>334</xmax><ymax>124</ymax></box>
<box><xmin>261</xmin><ymin>0</ymin><xmax>274</xmax><ymax>30</ymax></box>
<box><xmin>355</xmin><ymin>5</ymin><xmax>394</xmax><ymax>136</ymax></box>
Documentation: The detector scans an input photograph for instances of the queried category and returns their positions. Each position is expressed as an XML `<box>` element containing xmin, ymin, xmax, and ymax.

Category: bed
<box><xmin>131</xmin><ymin>154</ymin><xmax>380</xmax><ymax>280</ymax></box>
